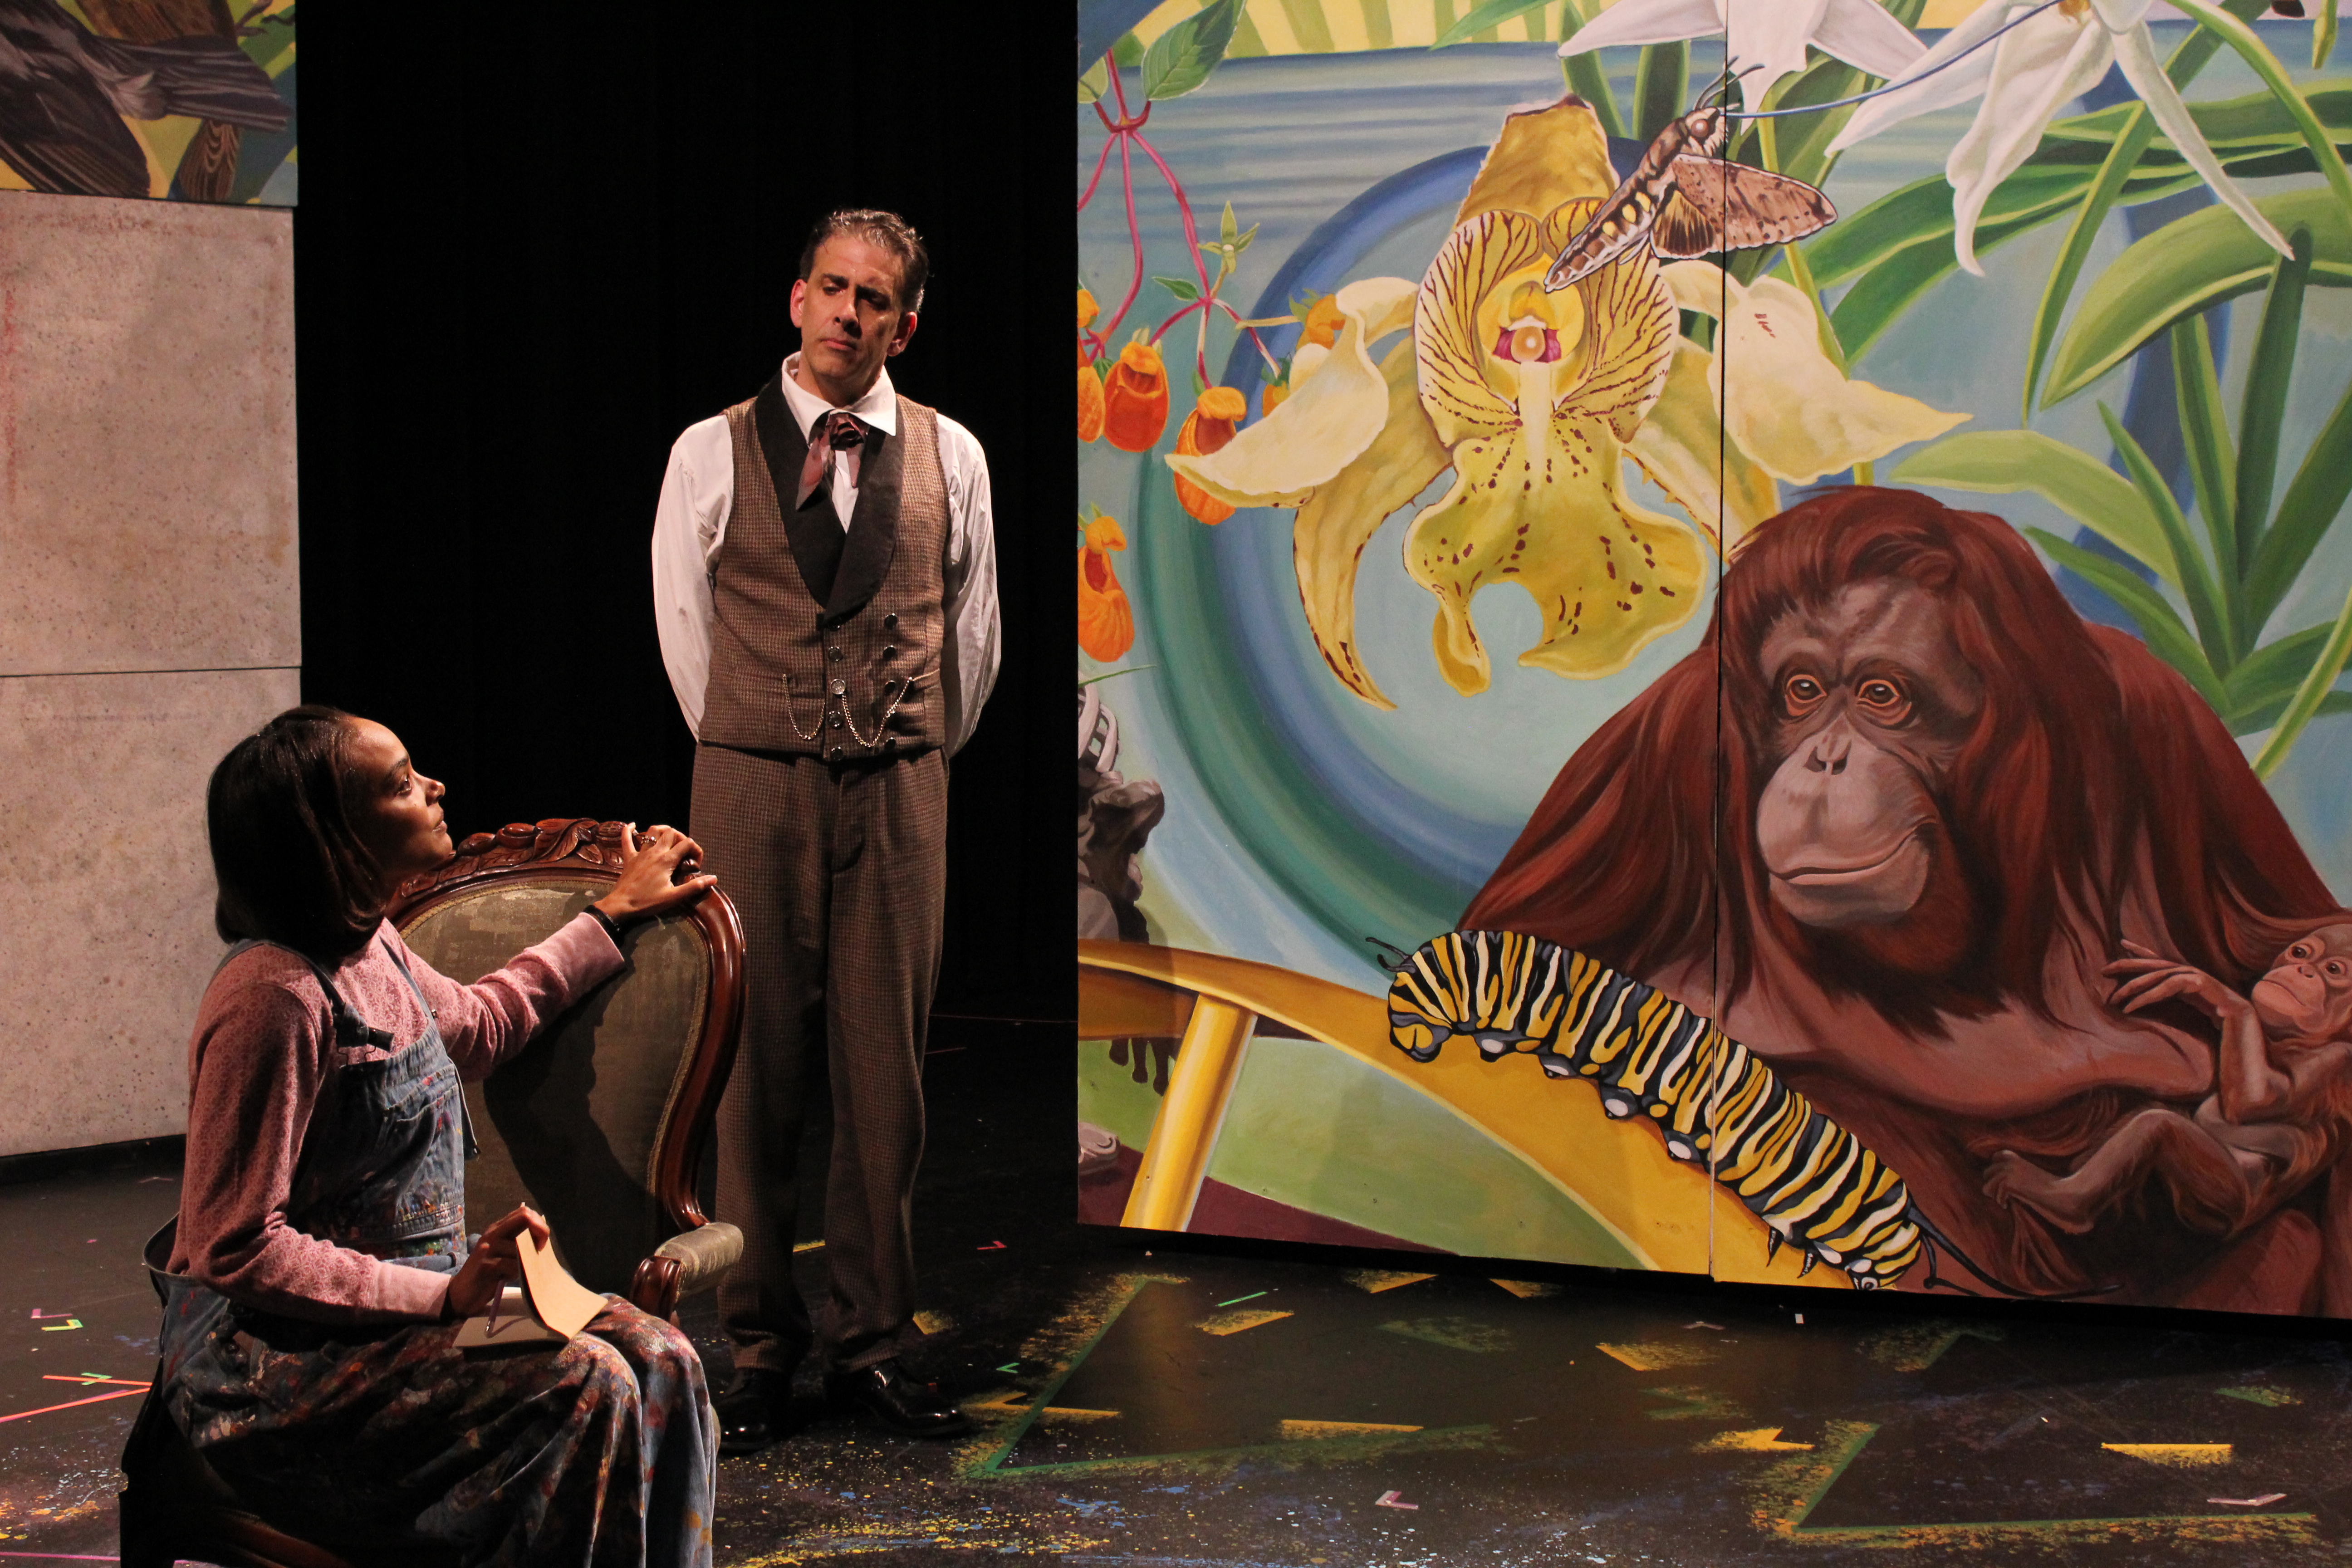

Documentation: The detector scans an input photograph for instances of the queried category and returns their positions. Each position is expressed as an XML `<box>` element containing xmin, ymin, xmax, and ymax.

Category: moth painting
<box><xmin>1545</xmin><ymin>100</ymin><xmax>1837</xmax><ymax>289</ymax></box>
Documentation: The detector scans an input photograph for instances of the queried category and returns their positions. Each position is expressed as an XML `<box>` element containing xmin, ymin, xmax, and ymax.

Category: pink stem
<box><xmin>1210</xmin><ymin>299</ymin><xmax>1280</xmax><ymax>374</ymax></box>
<box><xmin>1078</xmin><ymin>130</ymin><xmax>1115</xmax><ymax>212</ymax></box>
<box><xmin>1100</xmin><ymin>133</ymin><xmax>1146</xmax><ymax>340</ymax></box>
<box><xmin>1130</xmin><ymin>128</ymin><xmax>1214</xmax><ymax>295</ymax></box>
<box><xmin>1108</xmin><ymin>51</ymin><xmax>1134</xmax><ymax>120</ymax></box>
<box><xmin>1151</xmin><ymin>299</ymin><xmax>1205</xmax><ymax>343</ymax></box>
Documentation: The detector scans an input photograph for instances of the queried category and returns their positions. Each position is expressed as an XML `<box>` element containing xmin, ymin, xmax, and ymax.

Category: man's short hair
<box><xmin>800</xmin><ymin>208</ymin><xmax>929</xmax><ymax>314</ymax></box>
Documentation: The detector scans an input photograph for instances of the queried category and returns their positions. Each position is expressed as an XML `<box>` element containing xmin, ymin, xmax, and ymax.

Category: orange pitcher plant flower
<box><xmin>1104</xmin><ymin>338</ymin><xmax>1171</xmax><ymax>453</ymax></box>
<box><xmin>1078</xmin><ymin>511</ymin><xmax>1136</xmax><ymax>662</ymax></box>
<box><xmin>1174</xmin><ymin>387</ymin><xmax>1248</xmax><ymax>524</ymax></box>
<box><xmin>1078</xmin><ymin>288</ymin><xmax>1105</xmax><ymax>443</ymax></box>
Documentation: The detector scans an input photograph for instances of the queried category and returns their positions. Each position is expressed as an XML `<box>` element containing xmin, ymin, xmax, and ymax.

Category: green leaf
<box><xmin>1142</xmin><ymin>0</ymin><xmax>1241</xmax><ymax>101</ymax></box>
<box><xmin>1078</xmin><ymin>664</ymin><xmax>1160</xmax><ymax>687</ymax></box>
<box><xmin>2102</xmin><ymin>403</ymin><xmax>2235</xmax><ymax>663</ymax></box>
<box><xmin>1219</xmin><ymin>200</ymin><xmax>1238</xmax><ymax>245</ymax></box>
<box><xmin>2320</xmin><ymin>0</ymin><xmax>2340</xmax><ymax>71</ymax></box>
<box><xmin>1154</xmin><ymin>274</ymin><xmax>1200</xmax><ymax>302</ymax></box>
<box><xmin>2024</xmin><ymin>528</ymin><xmax>2227</xmax><ymax>710</ymax></box>
<box><xmin>1827</xmin><ymin>198</ymin><xmax>2081</xmax><ymax>362</ymax></box>
<box><xmin>1079</xmin><ymin>57</ymin><xmax>1107</xmax><ymax>104</ymax></box>
<box><xmin>2230</xmin><ymin>688</ymin><xmax>2352</xmax><ymax>735</ymax></box>
<box><xmin>2043</xmin><ymin>190</ymin><xmax>2352</xmax><ymax>406</ymax></box>
<box><xmin>2169</xmin><ymin>0</ymin><xmax>2352</xmax><ymax>233</ymax></box>
<box><xmin>2234</xmin><ymin>229</ymin><xmax>2313</xmax><ymax>578</ymax></box>
<box><xmin>2245</xmin><ymin>368</ymin><xmax>2352</xmax><ymax>631</ymax></box>
<box><xmin>1112</xmin><ymin>31</ymin><xmax>1146</xmax><ymax>66</ymax></box>
<box><xmin>1812</xmin><ymin>163</ymin><xmax>2099</xmax><ymax>287</ymax></box>
<box><xmin>2225</xmin><ymin>623</ymin><xmax>2333</xmax><ymax>711</ymax></box>
<box><xmin>1434</xmin><ymin>0</ymin><xmax>1552</xmax><ymax>48</ymax></box>
<box><xmin>2254</xmin><ymin>575</ymin><xmax>2352</xmax><ymax>774</ymax></box>
<box><xmin>2170</xmin><ymin>314</ymin><xmax>2239</xmax><ymax>600</ymax></box>
<box><xmin>1556</xmin><ymin>0</ymin><xmax>1626</xmax><ymax>141</ymax></box>
<box><xmin>2024</xmin><ymin>113</ymin><xmax>2156</xmax><ymax>423</ymax></box>
<box><xmin>1634</xmin><ymin>41</ymin><xmax>1690</xmax><ymax>143</ymax></box>
<box><xmin>1892</xmin><ymin>430</ymin><xmax>2179</xmax><ymax>585</ymax></box>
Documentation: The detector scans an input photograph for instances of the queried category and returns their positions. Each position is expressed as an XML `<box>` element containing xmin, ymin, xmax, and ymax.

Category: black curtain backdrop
<box><xmin>294</xmin><ymin>8</ymin><xmax>1073</xmax><ymax>1020</ymax></box>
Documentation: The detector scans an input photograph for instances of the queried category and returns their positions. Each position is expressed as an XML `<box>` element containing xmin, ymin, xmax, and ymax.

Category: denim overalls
<box><xmin>146</xmin><ymin>935</ymin><xmax>717</xmax><ymax>1566</ymax></box>
<box><xmin>157</xmin><ymin>936</ymin><xmax>472</xmax><ymax>1417</ymax></box>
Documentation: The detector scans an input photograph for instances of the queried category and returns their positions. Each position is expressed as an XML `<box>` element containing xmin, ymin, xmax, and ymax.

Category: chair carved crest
<box><xmin>393</xmin><ymin>817</ymin><xmax>636</xmax><ymax>902</ymax></box>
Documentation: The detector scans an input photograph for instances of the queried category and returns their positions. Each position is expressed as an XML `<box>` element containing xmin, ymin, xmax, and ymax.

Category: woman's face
<box><xmin>344</xmin><ymin>718</ymin><xmax>451</xmax><ymax>884</ymax></box>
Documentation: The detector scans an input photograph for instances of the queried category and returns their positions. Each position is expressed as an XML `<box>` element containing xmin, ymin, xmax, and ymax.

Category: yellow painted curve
<box><xmin>1080</xmin><ymin>940</ymin><xmax>1815</xmax><ymax>1281</ymax></box>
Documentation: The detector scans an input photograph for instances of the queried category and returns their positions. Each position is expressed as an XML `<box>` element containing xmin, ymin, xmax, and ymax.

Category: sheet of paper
<box><xmin>454</xmin><ymin>1284</ymin><xmax>563</xmax><ymax>1349</ymax></box>
<box><xmin>517</xmin><ymin>1230</ymin><xmax>607</xmax><ymax>1339</ymax></box>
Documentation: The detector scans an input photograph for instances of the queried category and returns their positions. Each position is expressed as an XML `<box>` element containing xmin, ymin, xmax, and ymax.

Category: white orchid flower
<box><xmin>1560</xmin><ymin>0</ymin><xmax>1925</xmax><ymax>110</ymax></box>
<box><xmin>1828</xmin><ymin>0</ymin><xmax>2291</xmax><ymax>276</ymax></box>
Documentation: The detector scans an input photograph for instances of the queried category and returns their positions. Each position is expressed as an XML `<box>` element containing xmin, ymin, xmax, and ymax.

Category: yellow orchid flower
<box><xmin>1663</xmin><ymin>260</ymin><xmax>1970</xmax><ymax>492</ymax></box>
<box><xmin>1167</xmin><ymin>97</ymin><xmax>1727</xmax><ymax>706</ymax></box>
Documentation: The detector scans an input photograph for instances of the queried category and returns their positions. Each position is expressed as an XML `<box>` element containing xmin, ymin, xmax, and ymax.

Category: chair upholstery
<box><xmin>388</xmin><ymin>817</ymin><xmax>748</xmax><ymax>1317</ymax></box>
<box><xmin>119</xmin><ymin>818</ymin><xmax>745</xmax><ymax>1568</ymax></box>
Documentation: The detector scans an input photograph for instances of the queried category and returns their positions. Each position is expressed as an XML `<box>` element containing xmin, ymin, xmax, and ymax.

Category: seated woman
<box><xmin>153</xmin><ymin>705</ymin><xmax>721</xmax><ymax>1566</ymax></box>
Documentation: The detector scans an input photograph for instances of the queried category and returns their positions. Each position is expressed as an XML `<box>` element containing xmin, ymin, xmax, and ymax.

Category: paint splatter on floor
<box><xmin>11</xmin><ymin>1026</ymin><xmax>2352</xmax><ymax>1566</ymax></box>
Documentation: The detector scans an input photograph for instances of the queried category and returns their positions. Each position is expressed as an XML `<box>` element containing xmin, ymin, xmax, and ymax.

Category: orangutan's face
<box><xmin>1753</xmin><ymin>579</ymin><xmax>1983</xmax><ymax>931</ymax></box>
<box><xmin>2253</xmin><ymin>924</ymin><xmax>2352</xmax><ymax>1039</ymax></box>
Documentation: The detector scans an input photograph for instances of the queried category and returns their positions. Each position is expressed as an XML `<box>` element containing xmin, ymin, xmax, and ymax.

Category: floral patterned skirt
<box><xmin>159</xmin><ymin>1281</ymin><xmax>715</xmax><ymax>1568</ymax></box>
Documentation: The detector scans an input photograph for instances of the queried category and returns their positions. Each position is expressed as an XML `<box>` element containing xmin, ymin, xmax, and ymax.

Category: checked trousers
<box><xmin>693</xmin><ymin>742</ymin><xmax>948</xmax><ymax>1375</ymax></box>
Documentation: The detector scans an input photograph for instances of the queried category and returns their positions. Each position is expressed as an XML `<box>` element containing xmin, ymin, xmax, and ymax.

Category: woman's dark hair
<box><xmin>207</xmin><ymin>705</ymin><xmax>386</xmax><ymax>958</ymax></box>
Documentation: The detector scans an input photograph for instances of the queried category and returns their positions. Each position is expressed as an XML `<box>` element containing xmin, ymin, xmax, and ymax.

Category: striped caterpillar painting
<box><xmin>1387</xmin><ymin>929</ymin><xmax>1954</xmax><ymax>1291</ymax></box>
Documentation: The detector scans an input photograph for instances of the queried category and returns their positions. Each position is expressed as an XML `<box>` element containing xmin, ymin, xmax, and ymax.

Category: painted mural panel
<box><xmin>0</xmin><ymin>2</ymin><xmax>297</xmax><ymax>206</ymax></box>
<box><xmin>1078</xmin><ymin>0</ymin><xmax>2352</xmax><ymax>1317</ymax></box>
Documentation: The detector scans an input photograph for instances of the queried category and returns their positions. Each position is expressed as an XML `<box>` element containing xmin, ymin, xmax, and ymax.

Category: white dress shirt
<box><xmin>651</xmin><ymin>354</ymin><xmax>1001</xmax><ymax>754</ymax></box>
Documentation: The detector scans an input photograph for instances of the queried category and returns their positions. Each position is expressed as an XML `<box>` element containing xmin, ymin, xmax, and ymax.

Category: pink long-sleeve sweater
<box><xmin>167</xmin><ymin>913</ymin><xmax>624</xmax><ymax>1323</ymax></box>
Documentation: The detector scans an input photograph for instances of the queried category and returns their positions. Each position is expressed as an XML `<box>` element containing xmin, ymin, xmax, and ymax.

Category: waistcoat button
<box><xmin>882</xmin><ymin>644</ymin><xmax>897</xmax><ymax>659</ymax></box>
<box><xmin>828</xmin><ymin>712</ymin><xmax>842</xmax><ymax>729</ymax></box>
<box><xmin>882</xmin><ymin>736</ymin><xmax>898</xmax><ymax>752</ymax></box>
<box><xmin>883</xmin><ymin>612</ymin><xmax>899</xmax><ymax>629</ymax></box>
<box><xmin>827</xmin><ymin>745</ymin><xmax>843</xmax><ymax>761</ymax></box>
<box><xmin>827</xmin><ymin>646</ymin><xmax>844</xmax><ymax>662</ymax></box>
<box><xmin>830</xmin><ymin>678</ymin><xmax>846</xmax><ymax>696</ymax></box>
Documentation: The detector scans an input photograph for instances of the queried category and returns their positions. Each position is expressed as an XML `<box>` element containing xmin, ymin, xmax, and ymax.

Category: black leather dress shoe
<box><xmin>825</xmin><ymin>1360</ymin><xmax>970</xmax><ymax>1437</ymax></box>
<box><xmin>714</xmin><ymin>1368</ymin><xmax>797</xmax><ymax>1455</ymax></box>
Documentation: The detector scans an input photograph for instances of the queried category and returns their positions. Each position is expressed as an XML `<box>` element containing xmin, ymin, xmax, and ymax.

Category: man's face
<box><xmin>790</xmin><ymin>235</ymin><xmax>917</xmax><ymax>404</ymax></box>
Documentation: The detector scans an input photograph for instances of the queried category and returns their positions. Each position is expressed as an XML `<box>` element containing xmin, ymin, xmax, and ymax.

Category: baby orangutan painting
<box><xmin>1076</xmin><ymin>0</ymin><xmax>2352</xmax><ymax>1318</ymax></box>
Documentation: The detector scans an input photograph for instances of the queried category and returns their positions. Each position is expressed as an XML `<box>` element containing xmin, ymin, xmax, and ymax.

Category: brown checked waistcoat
<box><xmin>701</xmin><ymin>378</ymin><xmax>949</xmax><ymax>759</ymax></box>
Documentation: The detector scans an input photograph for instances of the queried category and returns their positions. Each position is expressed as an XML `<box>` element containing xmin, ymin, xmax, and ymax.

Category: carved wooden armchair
<box><xmin>388</xmin><ymin>817</ymin><xmax>749</xmax><ymax>1317</ymax></box>
<box><xmin>119</xmin><ymin>819</ymin><xmax>746</xmax><ymax>1568</ymax></box>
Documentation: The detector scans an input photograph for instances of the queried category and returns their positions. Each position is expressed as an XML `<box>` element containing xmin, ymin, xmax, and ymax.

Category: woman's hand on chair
<box><xmin>592</xmin><ymin>824</ymin><xmax>717</xmax><ymax>928</ymax></box>
<box><xmin>446</xmin><ymin>1204</ymin><xmax>549</xmax><ymax>1319</ymax></box>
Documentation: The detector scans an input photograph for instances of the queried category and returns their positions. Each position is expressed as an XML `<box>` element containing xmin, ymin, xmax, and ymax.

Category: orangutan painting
<box><xmin>1076</xmin><ymin>20</ymin><xmax>2352</xmax><ymax>1313</ymax></box>
<box><xmin>1465</xmin><ymin>489</ymin><xmax>2347</xmax><ymax>1313</ymax></box>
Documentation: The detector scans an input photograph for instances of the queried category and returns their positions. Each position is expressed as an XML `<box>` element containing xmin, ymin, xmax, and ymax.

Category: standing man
<box><xmin>651</xmin><ymin>209</ymin><xmax>999</xmax><ymax>1447</ymax></box>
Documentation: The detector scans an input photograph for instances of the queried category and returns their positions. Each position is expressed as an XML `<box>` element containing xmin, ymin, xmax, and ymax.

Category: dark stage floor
<box><xmin>9</xmin><ymin>1020</ymin><xmax>2352</xmax><ymax>1566</ymax></box>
